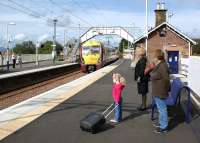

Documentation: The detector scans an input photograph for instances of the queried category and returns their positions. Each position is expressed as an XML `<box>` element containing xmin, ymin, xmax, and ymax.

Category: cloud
<box><xmin>168</xmin><ymin>0</ymin><xmax>200</xmax><ymax>4</ymax></box>
<box><xmin>0</xmin><ymin>0</ymin><xmax>200</xmax><ymax>42</ymax></box>
<box><xmin>170</xmin><ymin>9</ymin><xmax>200</xmax><ymax>38</ymax></box>
<box><xmin>46</xmin><ymin>15</ymin><xmax>72</xmax><ymax>27</ymax></box>
<box><xmin>38</xmin><ymin>34</ymin><xmax>50</xmax><ymax>42</ymax></box>
<box><xmin>14</xmin><ymin>33</ymin><xmax>27</xmax><ymax>41</ymax></box>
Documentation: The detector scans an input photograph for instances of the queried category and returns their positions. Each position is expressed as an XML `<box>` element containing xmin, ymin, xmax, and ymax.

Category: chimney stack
<box><xmin>155</xmin><ymin>2</ymin><xmax>167</xmax><ymax>27</ymax></box>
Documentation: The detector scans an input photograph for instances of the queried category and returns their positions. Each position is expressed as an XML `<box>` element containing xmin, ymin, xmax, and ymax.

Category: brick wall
<box><xmin>137</xmin><ymin>26</ymin><xmax>189</xmax><ymax>62</ymax></box>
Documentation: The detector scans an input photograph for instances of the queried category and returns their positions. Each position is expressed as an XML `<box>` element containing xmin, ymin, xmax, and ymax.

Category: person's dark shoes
<box><xmin>137</xmin><ymin>106</ymin><xmax>147</xmax><ymax>111</ymax></box>
<box><xmin>154</xmin><ymin>127</ymin><xmax>168</xmax><ymax>133</ymax></box>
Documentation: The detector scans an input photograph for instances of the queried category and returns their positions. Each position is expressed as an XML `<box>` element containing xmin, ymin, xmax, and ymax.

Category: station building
<box><xmin>133</xmin><ymin>2</ymin><xmax>196</xmax><ymax>74</ymax></box>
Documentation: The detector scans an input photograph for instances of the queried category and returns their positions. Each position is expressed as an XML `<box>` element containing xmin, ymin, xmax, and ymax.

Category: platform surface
<box><xmin>0</xmin><ymin>60</ymin><xmax>67</xmax><ymax>76</ymax></box>
<box><xmin>1</xmin><ymin>60</ymin><xmax>200</xmax><ymax>143</ymax></box>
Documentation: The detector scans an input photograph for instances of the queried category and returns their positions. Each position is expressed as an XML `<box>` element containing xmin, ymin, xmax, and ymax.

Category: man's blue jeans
<box><xmin>154</xmin><ymin>97</ymin><xmax>168</xmax><ymax>129</ymax></box>
<box><xmin>115</xmin><ymin>100</ymin><xmax>122</xmax><ymax>122</ymax></box>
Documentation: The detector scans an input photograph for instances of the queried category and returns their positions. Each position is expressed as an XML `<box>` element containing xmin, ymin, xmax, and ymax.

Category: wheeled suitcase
<box><xmin>80</xmin><ymin>103</ymin><xmax>118</xmax><ymax>134</ymax></box>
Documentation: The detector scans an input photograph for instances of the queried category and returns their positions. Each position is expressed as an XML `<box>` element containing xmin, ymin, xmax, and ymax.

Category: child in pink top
<box><xmin>110</xmin><ymin>73</ymin><xmax>125</xmax><ymax>123</ymax></box>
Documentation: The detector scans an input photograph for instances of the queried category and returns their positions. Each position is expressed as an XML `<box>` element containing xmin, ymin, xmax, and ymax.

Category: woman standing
<box><xmin>150</xmin><ymin>49</ymin><xmax>170</xmax><ymax>133</ymax></box>
<box><xmin>134</xmin><ymin>47</ymin><xmax>149</xmax><ymax>111</ymax></box>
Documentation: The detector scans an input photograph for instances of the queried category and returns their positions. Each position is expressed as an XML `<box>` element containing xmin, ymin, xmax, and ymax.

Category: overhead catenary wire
<box><xmin>0</xmin><ymin>1</ymin><xmax>43</xmax><ymax>19</ymax></box>
<box><xmin>29</xmin><ymin>0</ymin><xmax>57</xmax><ymax>17</ymax></box>
<box><xmin>5</xmin><ymin>0</ymin><xmax>73</xmax><ymax>27</ymax></box>
<box><xmin>6</xmin><ymin>0</ymin><xmax>52</xmax><ymax>21</ymax></box>
<box><xmin>70</xmin><ymin>0</ymin><xmax>100</xmax><ymax>26</ymax></box>
<box><xmin>48</xmin><ymin>0</ymin><xmax>93</xmax><ymax>27</ymax></box>
<box><xmin>87</xmin><ymin>0</ymin><xmax>109</xmax><ymax>25</ymax></box>
<box><xmin>29</xmin><ymin>0</ymin><xmax>70</xmax><ymax>27</ymax></box>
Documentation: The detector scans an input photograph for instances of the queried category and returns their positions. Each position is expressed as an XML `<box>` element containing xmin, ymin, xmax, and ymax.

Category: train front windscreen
<box><xmin>81</xmin><ymin>46</ymin><xmax>101</xmax><ymax>65</ymax></box>
<box><xmin>82</xmin><ymin>46</ymin><xmax>100</xmax><ymax>55</ymax></box>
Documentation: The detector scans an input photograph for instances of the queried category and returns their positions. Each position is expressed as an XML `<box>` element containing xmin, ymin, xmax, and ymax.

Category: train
<box><xmin>80</xmin><ymin>40</ymin><xmax>119</xmax><ymax>72</ymax></box>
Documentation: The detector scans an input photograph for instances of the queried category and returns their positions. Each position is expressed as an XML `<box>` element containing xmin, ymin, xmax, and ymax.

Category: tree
<box><xmin>39</xmin><ymin>41</ymin><xmax>63</xmax><ymax>54</ymax></box>
<box><xmin>192</xmin><ymin>39</ymin><xmax>200</xmax><ymax>55</ymax></box>
<box><xmin>39</xmin><ymin>41</ymin><xmax>53</xmax><ymax>54</ymax></box>
<box><xmin>118</xmin><ymin>38</ymin><xmax>132</xmax><ymax>53</ymax></box>
<box><xmin>56</xmin><ymin>42</ymin><xmax>64</xmax><ymax>55</ymax></box>
<box><xmin>13</xmin><ymin>41</ymin><xmax>35</xmax><ymax>54</ymax></box>
<box><xmin>13</xmin><ymin>40</ymin><xmax>64</xmax><ymax>55</ymax></box>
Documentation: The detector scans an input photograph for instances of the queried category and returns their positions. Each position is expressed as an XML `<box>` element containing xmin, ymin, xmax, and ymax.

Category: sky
<box><xmin>0</xmin><ymin>0</ymin><xmax>200</xmax><ymax>47</ymax></box>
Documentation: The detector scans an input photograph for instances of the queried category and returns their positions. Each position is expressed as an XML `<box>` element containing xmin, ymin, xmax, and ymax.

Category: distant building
<box><xmin>133</xmin><ymin>2</ymin><xmax>196</xmax><ymax>74</ymax></box>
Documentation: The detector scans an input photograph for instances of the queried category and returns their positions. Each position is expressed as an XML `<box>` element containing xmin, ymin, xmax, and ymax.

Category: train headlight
<box><xmin>81</xmin><ymin>58</ymin><xmax>85</xmax><ymax>64</ymax></box>
<box><xmin>98</xmin><ymin>58</ymin><xmax>101</xmax><ymax>63</ymax></box>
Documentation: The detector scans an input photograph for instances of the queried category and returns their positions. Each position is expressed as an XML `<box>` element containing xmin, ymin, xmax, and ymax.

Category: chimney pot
<box><xmin>157</xmin><ymin>2</ymin><xmax>161</xmax><ymax>10</ymax></box>
<box><xmin>161</xmin><ymin>3</ymin><xmax>165</xmax><ymax>10</ymax></box>
<box><xmin>155</xmin><ymin>2</ymin><xmax>167</xmax><ymax>26</ymax></box>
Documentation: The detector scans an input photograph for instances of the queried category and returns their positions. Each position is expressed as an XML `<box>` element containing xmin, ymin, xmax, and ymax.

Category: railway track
<box><xmin>0</xmin><ymin>70</ymin><xmax>86</xmax><ymax>110</ymax></box>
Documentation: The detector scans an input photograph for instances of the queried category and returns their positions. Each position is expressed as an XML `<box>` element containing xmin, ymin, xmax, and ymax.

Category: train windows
<box><xmin>82</xmin><ymin>46</ymin><xmax>100</xmax><ymax>55</ymax></box>
<box><xmin>91</xmin><ymin>47</ymin><xmax>100</xmax><ymax>54</ymax></box>
<box><xmin>82</xmin><ymin>47</ymin><xmax>90</xmax><ymax>55</ymax></box>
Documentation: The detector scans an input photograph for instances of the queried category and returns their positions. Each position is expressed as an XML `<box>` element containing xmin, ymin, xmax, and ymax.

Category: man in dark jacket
<box><xmin>150</xmin><ymin>49</ymin><xmax>170</xmax><ymax>133</ymax></box>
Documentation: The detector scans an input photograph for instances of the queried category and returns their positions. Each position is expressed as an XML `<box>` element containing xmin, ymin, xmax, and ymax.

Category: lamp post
<box><xmin>64</xmin><ymin>30</ymin><xmax>67</xmax><ymax>60</ymax></box>
<box><xmin>6</xmin><ymin>22</ymin><xmax>16</xmax><ymax>72</ymax></box>
<box><xmin>78</xmin><ymin>23</ymin><xmax>80</xmax><ymax>40</ymax></box>
<box><xmin>145</xmin><ymin>0</ymin><xmax>148</xmax><ymax>56</ymax></box>
<box><xmin>52</xmin><ymin>19</ymin><xmax>57</xmax><ymax>63</ymax></box>
<box><xmin>36</xmin><ymin>42</ymin><xmax>39</xmax><ymax>66</ymax></box>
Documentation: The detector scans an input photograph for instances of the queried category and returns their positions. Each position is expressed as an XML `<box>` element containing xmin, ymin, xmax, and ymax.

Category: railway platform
<box><xmin>0</xmin><ymin>60</ymin><xmax>67</xmax><ymax>74</ymax></box>
<box><xmin>0</xmin><ymin>59</ymin><xmax>200</xmax><ymax>143</ymax></box>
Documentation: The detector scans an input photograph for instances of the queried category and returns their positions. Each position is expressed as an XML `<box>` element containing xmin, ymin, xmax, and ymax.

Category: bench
<box><xmin>151</xmin><ymin>78</ymin><xmax>192</xmax><ymax>123</ymax></box>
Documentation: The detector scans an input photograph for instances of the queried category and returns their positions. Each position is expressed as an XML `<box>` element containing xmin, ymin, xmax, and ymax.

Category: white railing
<box><xmin>0</xmin><ymin>54</ymin><xmax>52</xmax><ymax>65</ymax></box>
<box><xmin>179</xmin><ymin>58</ymin><xmax>189</xmax><ymax>77</ymax></box>
<box><xmin>188</xmin><ymin>56</ymin><xmax>200</xmax><ymax>98</ymax></box>
<box><xmin>179</xmin><ymin>57</ymin><xmax>200</xmax><ymax>106</ymax></box>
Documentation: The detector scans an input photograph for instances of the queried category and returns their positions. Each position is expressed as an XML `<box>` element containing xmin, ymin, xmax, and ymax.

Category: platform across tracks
<box><xmin>1</xmin><ymin>60</ymin><xmax>200</xmax><ymax>143</ymax></box>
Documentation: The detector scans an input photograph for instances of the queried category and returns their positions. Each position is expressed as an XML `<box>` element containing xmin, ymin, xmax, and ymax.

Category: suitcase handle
<box><xmin>104</xmin><ymin>104</ymin><xmax>119</xmax><ymax>118</ymax></box>
<box><xmin>102</xmin><ymin>103</ymin><xmax>114</xmax><ymax>115</ymax></box>
<box><xmin>102</xmin><ymin>103</ymin><xmax>119</xmax><ymax>119</ymax></box>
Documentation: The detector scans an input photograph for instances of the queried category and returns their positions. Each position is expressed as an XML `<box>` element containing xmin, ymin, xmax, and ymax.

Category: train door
<box><xmin>167</xmin><ymin>51</ymin><xmax>179</xmax><ymax>74</ymax></box>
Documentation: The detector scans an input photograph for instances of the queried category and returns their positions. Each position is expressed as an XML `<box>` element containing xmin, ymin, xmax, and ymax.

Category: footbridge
<box><xmin>80</xmin><ymin>26</ymin><xmax>135</xmax><ymax>43</ymax></box>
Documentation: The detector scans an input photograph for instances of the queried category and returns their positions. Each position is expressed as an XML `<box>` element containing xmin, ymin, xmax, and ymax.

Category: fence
<box><xmin>188</xmin><ymin>56</ymin><xmax>200</xmax><ymax>98</ymax></box>
<box><xmin>0</xmin><ymin>54</ymin><xmax>52</xmax><ymax>65</ymax></box>
<box><xmin>179</xmin><ymin>58</ymin><xmax>189</xmax><ymax>77</ymax></box>
<box><xmin>178</xmin><ymin>57</ymin><xmax>200</xmax><ymax>108</ymax></box>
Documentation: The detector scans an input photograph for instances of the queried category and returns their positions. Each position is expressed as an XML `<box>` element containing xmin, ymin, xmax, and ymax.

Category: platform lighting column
<box><xmin>64</xmin><ymin>30</ymin><xmax>67</xmax><ymax>60</ymax></box>
<box><xmin>52</xmin><ymin>19</ymin><xmax>57</xmax><ymax>63</ymax></box>
<box><xmin>145</xmin><ymin>0</ymin><xmax>148</xmax><ymax>56</ymax></box>
<box><xmin>127</xmin><ymin>32</ymin><xmax>129</xmax><ymax>49</ymax></box>
<box><xmin>78</xmin><ymin>23</ymin><xmax>80</xmax><ymax>40</ymax></box>
<box><xmin>6</xmin><ymin>22</ymin><xmax>16</xmax><ymax>72</ymax></box>
<box><xmin>36</xmin><ymin>42</ymin><xmax>39</xmax><ymax>66</ymax></box>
